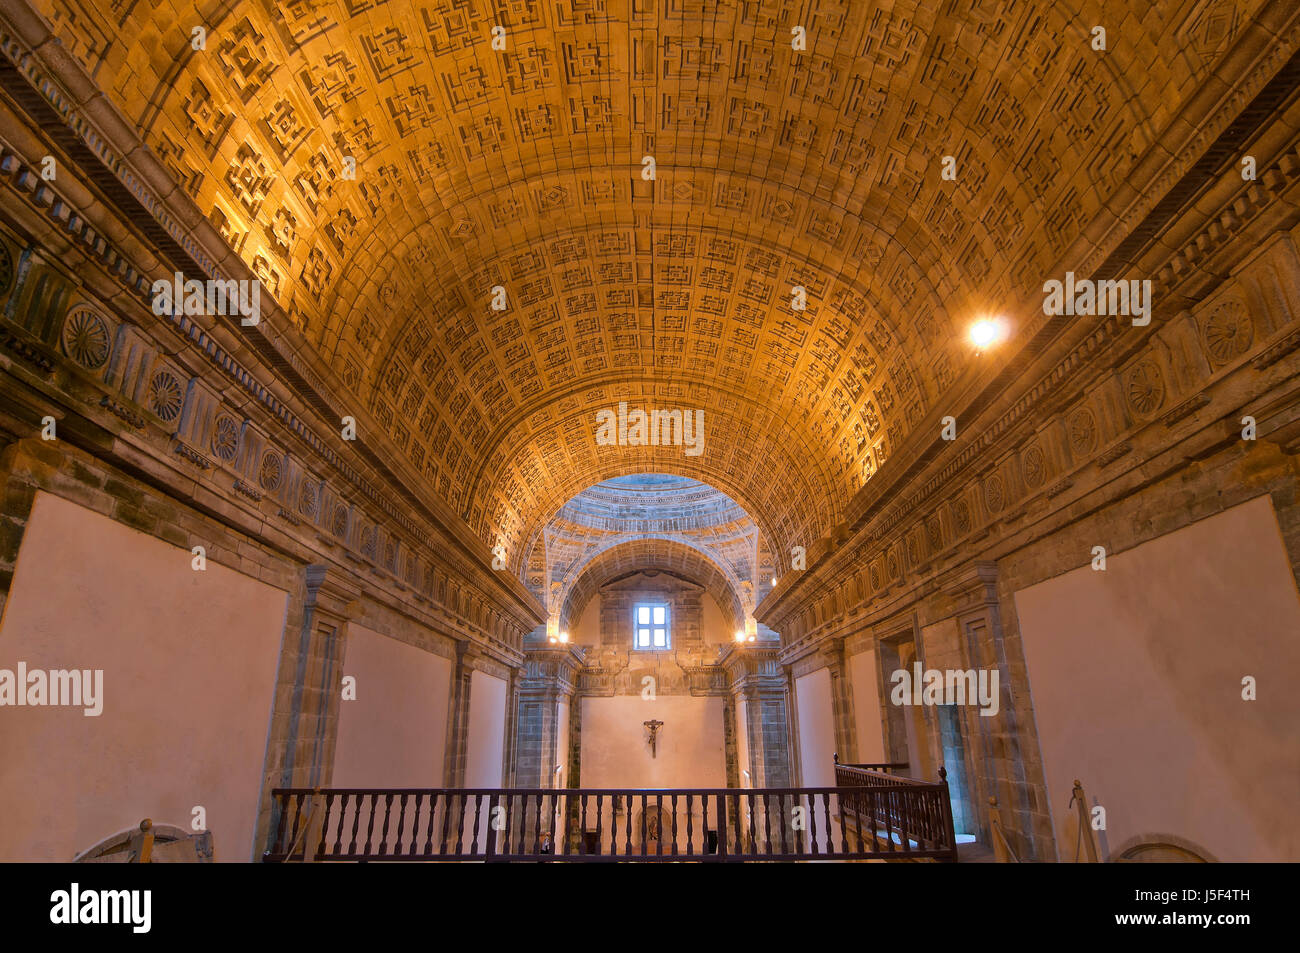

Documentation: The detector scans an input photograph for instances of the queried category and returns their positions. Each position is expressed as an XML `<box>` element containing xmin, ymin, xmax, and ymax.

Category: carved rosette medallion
<box><xmin>984</xmin><ymin>474</ymin><xmax>1006</xmax><ymax>513</ymax></box>
<box><xmin>146</xmin><ymin>369</ymin><xmax>183</xmax><ymax>421</ymax></box>
<box><xmin>211</xmin><ymin>415</ymin><xmax>240</xmax><ymax>461</ymax></box>
<box><xmin>952</xmin><ymin>498</ymin><xmax>972</xmax><ymax>535</ymax></box>
<box><xmin>61</xmin><ymin>307</ymin><xmax>111</xmax><ymax>369</ymax></box>
<box><xmin>1068</xmin><ymin>407</ymin><xmax>1098</xmax><ymax>457</ymax></box>
<box><xmin>1125</xmin><ymin>361</ymin><xmax>1166</xmax><ymax>416</ymax></box>
<box><xmin>1022</xmin><ymin>444</ymin><xmax>1046</xmax><ymax>488</ymax></box>
<box><xmin>258</xmin><ymin>451</ymin><xmax>283</xmax><ymax>491</ymax></box>
<box><xmin>299</xmin><ymin>479</ymin><xmax>319</xmax><ymax>518</ymax></box>
<box><xmin>1202</xmin><ymin>299</ymin><xmax>1253</xmax><ymax>364</ymax></box>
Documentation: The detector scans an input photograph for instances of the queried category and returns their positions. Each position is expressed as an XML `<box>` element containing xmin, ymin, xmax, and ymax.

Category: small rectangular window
<box><xmin>633</xmin><ymin>602</ymin><xmax>670</xmax><ymax>650</ymax></box>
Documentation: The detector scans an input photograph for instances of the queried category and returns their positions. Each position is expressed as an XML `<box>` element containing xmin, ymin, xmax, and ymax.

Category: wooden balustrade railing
<box><xmin>833</xmin><ymin>756</ymin><xmax>959</xmax><ymax>855</ymax></box>
<box><xmin>833</xmin><ymin>756</ymin><xmax>912</xmax><ymax>778</ymax></box>
<box><xmin>264</xmin><ymin>783</ymin><xmax>959</xmax><ymax>862</ymax></box>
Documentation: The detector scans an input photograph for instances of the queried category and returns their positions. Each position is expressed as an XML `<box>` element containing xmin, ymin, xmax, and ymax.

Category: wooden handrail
<box><xmin>831</xmin><ymin>755</ymin><xmax>959</xmax><ymax>857</ymax></box>
<box><xmin>1070</xmin><ymin>779</ymin><xmax>1100</xmax><ymax>863</ymax></box>
<box><xmin>988</xmin><ymin>797</ymin><xmax>1019</xmax><ymax>863</ymax></box>
<box><xmin>264</xmin><ymin>783</ymin><xmax>959</xmax><ymax>863</ymax></box>
<box><xmin>833</xmin><ymin>753</ymin><xmax>910</xmax><ymax>774</ymax></box>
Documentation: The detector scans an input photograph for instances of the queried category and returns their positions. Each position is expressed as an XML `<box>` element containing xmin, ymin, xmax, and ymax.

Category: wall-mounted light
<box><xmin>558</xmin><ymin>631</ymin><xmax>569</xmax><ymax>644</ymax></box>
<box><xmin>770</xmin><ymin>576</ymin><xmax>777</xmax><ymax>586</ymax></box>
<box><xmin>734</xmin><ymin>630</ymin><xmax>746</xmax><ymax>643</ymax></box>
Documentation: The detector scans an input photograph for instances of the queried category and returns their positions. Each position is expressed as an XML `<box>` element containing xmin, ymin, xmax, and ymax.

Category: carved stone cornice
<box><xmin>574</xmin><ymin>666</ymin><xmax>618</xmax><ymax>697</ymax></box>
<box><xmin>677</xmin><ymin>662</ymin><xmax>728</xmax><ymax>697</ymax></box>
<box><xmin>946</xmin><ymin>561</ymin><xmax>999</xmax><ymax>605</ymax></box>
<box><xmin>1251</xmin><ymin>326</ymin><xmax>1300</xmax><ymax>369</ymax></box>
<box><xmin>720</xmin><ymin>645</ymin><xmax>786</xmax><ymax>695</ymax></box>
<box><xmin>303</xmin><ymin>564</ymin><xmax>363</xmax><ymax>628</ymax></box>
<box><xmin>460</xmin><ymin>633</ymin><xmax>520</xmax><ymax>680</ymax></box>
<box><xmin>0</xmin><ymin>30</ymin><xmax>546</xmax><ymax>642</ymax></box>
<box><xmin>0</xmin><ymin>152</ymin><xmax>542</xmax><ymax>662</ymax></box>
<box><xmin>521</xmin><ymin>645</ymin><xmax>585</xmax><ymax>695</ymax></box>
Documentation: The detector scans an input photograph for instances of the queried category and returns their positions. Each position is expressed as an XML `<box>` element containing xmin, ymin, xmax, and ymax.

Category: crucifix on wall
<box><xmin>643</xmin><ymin>719</ymin><xmax>664</xmax><ymax>758</ymax></box>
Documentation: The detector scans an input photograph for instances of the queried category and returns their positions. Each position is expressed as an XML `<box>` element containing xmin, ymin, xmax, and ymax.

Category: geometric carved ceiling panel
<box><xmin>32</xmin><ymin>0</ymin><xmax>1251</xmax><ymax>579</ymax></box>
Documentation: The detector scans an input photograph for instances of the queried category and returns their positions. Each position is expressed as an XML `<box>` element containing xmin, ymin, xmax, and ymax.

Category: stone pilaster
<box><xmin>721</xmin><ymin>694</ymin><xmax>740</xmax><ymax>788</ymax></box>
<box><xmin>819</xmin><ymin>636</ymin><xmax>856</xmax><ymax>766</ymax></box>
<box><xmin>257</xmin><ymin>564</ymin><xmax>359</xmax><ymax>857</ymax></box>
<box><xmin>502</xmin><ymin>666</ymin><xmax>522</xmax><ymax>787</ymax></box>
<box><xmin>513</xmin><ymin>645</ymin><xmax>583</xmax><ymax>788</ymax></box>
<box><xmin>443</xmin><ymin>641</ymin><xmax>484</xmax><ymax>788</ymax></box>
<box><xmin>721</xmin><ymin>644</ymin><xmax>791</xmax><ymax>788</ymax></box>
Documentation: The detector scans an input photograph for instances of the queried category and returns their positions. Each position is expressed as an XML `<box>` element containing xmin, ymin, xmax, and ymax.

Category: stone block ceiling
<box><xmin>28</xmin><ymin>0</ymin><xmax>1256</xmax><ymax>581</ymax></box>
<box><xmin>534</xmin><ymin>474</ymin><xmax>763</xmax><ymax>629</ymax></box>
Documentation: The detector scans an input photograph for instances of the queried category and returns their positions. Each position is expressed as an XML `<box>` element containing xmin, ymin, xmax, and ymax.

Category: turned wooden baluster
<box><xmin>670</xmin><ymin>794</ymin><xmax>678</xmax><ymax>857</ymax></box>
<box><xmin>533</xmin><ymin>793</ymin><xmax>543</xmax><ymax>855</ymax></box>
<box><xmin>655</xmin><ymin>793</ymin><xmax>663</xmax><ymax>857</ymax></box>
<box><xmin>778</xmin><ymin>794</ymin><xmax>788</xmax><ymax>855</ymax></box>
<box><xmin>384</xmin><ymin>790</ymin><xmax>400</xmax><ymax>852</ymax></box>
<box><xmin>408</xmin><ymin>795</ymin><xmax>423</xmax><ymax>856</ymax></box>
<box><xmin>884</xmin><ymin>788</ymin><xmax>897</xmax><ymax>852</ymax></box>
<box><xmin>453</xmin><ymin>793</ymin><xmax>466</xmax><ymax>855</ymax></box>
<box><xmin>579</xmin><ymin>793</ymin><xmax>588</xmax><ymax>855</ymax></box>
<box><xmin>287</xmin><ymin>793</ymin><xmax>305</xmax><ymax>859</ymax></box>
<box><xmin>686</xmin><ymin>793</ymin><xmax>694</xmax><ymax>855</ymax></box>
<box><xmin>422</xmin><ymin>793</ymin><xmax>437</xmax><ymax>856</ymax></box>
<box><xmin>748</xmin><ymin>790</ymin><xmax>759</xmax><ymax>852</ymax></box>
<box><xmin>348</xmin><ymin>794</ymin><xmax>363</xmax><ymax>856</ymax></box>
<box><xmin>439</xmin><ymin>793</ymin><xmax>454</xmax><ymax>857</ymax></box>
<box><xmin>469</xmin><ymin>794</ymin><xmax>483</xmax><ymax>856</ymax></box>
<box><xmin>486</xmin><ymin>793</ymin><xmax>500</xmax><ymax>859</ymax></box>
<box><xmin>362</xmin><ymin>795</ymin><xmax>379</xmax><ymax>856</ymax></box>
<box><xmin>317</xmin><ymin>793</ymin><xmax>335</xmax><ymax>860</ymax></box>
<box><xmin>332</xmin><ymin>793</ymin><xmax>350</xmax><ymax>858</ymax></box>
<box><xmin>762</xmin><ymin>792</ymin><xmax>772</xmax><ymax>856</ymax></box>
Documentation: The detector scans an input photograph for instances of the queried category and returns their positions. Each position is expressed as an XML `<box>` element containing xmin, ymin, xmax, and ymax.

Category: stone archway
<box><xmin>1111</xmin><ymin>833</ymin><xmax>1216</xmax><ymax>863</ymax></box>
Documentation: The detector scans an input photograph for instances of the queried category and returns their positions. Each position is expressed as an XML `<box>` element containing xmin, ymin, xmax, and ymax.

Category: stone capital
<box><xmin>302</xmin><ymin>564</ymin><xmax>362</xmax><ymax>627</ymax></box>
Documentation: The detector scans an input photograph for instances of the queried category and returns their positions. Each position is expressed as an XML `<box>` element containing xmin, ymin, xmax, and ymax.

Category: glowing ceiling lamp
<box><xmin>969</xmin><ymin>316</ymin><xmax>1009</xmax><ymax>351</ymax></box>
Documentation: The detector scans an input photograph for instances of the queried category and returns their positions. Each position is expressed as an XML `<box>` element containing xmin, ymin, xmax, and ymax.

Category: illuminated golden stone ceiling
<box><xmin>32</xmin><ymin>0</ymin><xmax>1251</xmax><ymax>574</ymax></box>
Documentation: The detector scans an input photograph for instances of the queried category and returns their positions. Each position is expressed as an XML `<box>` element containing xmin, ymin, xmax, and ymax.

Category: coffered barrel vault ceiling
<box><xmin>30</xmin><ymin>0</ymin><xmax>1257</xmax><ymax>578</ymax></box>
